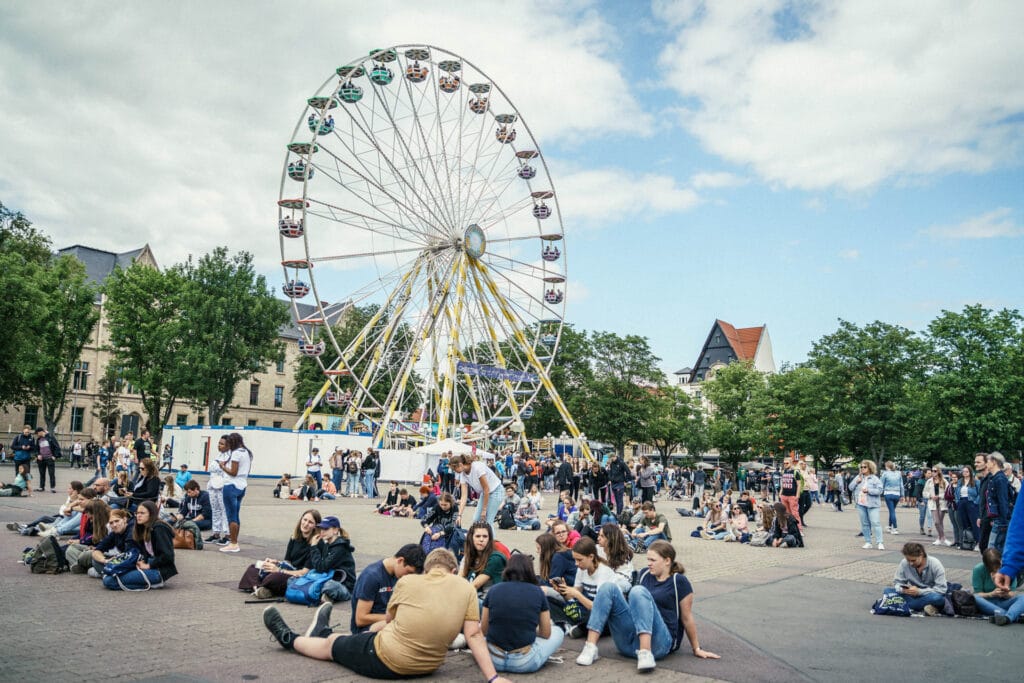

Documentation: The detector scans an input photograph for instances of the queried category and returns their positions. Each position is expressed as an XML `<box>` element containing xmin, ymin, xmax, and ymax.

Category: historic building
<box><xmin>1</xmin><ymin>244</ymin><xmax>325</xmax><ymax>442</ymax></box>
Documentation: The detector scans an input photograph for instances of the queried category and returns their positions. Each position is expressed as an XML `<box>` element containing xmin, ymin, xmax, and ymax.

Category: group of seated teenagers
<box><xmin>888</xmin><ymin>542</ymin><xmax>1023</xmax><ymax>625</ymax></box>
<box><xmin>260</xmin><ymin>511</ymin><xmax>720</xmax><ymax>680</ymax></box>
<box><xmin>685</xmin><ymin>489</ymin><xmax>805</xmax><ymax>548</ymax></box>
<box><xmin>540</xmin><ymin>490</ymin><xmax>672</xmax><ymax>552</ymax></box>
<box><xmin>272</xmin><ymin>472</ymin><xmax>340</xmax><ymax>501</ymax></box>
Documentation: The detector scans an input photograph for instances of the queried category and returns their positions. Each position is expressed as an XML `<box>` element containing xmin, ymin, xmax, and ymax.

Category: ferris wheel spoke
<box><xmin>304</xmin><ymin>204</ymin><xmax>430</xmax><ymax>250</ymax></box>
<box><xmin>453</xmin><ymin>100</ymin><xmax>493</xmax><ymax>227</ymax></box>
<box><xmin>310</xmin><ymin>244</ymin><xmax>435</xmax><ymax>264</ymax></box>
<box><xmin>482</xmin><ymin>257</ymin><xmax>564</xmax><ymax>322</ymax></box>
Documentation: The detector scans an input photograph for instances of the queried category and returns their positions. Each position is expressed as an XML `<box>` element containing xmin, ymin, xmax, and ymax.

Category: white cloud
<box><xmin>556</xmin><ymin>167</ymin><xmax>700</xmax><ymax>226</ymax></box>
<box><xmin>923</xmin><ymin>207</ymin><xmax>1023</xmax><ymax>240</ymax></box>
<box><xmin>654</xmin><ymin>1</ymin><xmax>1024</xmax><ymax>191</ymax></box>
<box><xmin>0</xmin><ymin>1</ymin><xmax>651</xmax><ymax>271</ymax></box>
<box><xmin>689</xmin><ymin>171</ymin><xmax>748</xmax><ymax>189</ymax></box>
<box><xmin>838</xmin><ymin>248</ymin><xmax>860</xmax><ymax>260</ymax></box>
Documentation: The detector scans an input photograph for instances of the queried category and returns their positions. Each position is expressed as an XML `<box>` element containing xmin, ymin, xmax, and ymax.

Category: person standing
<box><xmin>850</xmin><ymin>459</ymin><xmax>884</xmax><ymax>550</ymax></box>
<box><xmin>981</xmin><ymin>452</ymin><xmax>1011</xmax><ymax>553</ymax></box>
<box><xmin>638</xmin><ymin>457</ymin><xmax>656</xmax><ymax>504</ymax></box>
<box><xmin>70</xmin><ymin>439</ymin><xmax>84</xmax><ymax>469</ymax></box>
<box><xmin>923</xmin><ymin>468</ymin><xmax>951</xmax><ymax>546</ymax></box>
<box><xmin>218</xmin><ymin>432</ymin><xmax>252</xmax><ymax>553</ymax></box>
<box><xmin>361</xmin><ymin>448</ymin><xmax>378</xmax><ymax>499</ymax></box>
<box><xmin>778</xmin><ymin>459</ymin><xmax>801</xmax><ymax>529</ymax></box>
<box><xmin>205</xmin><ymin>436</ymin><xmax>229</xmax><ymax>545</ymax></box>
<box><xmin>880</xmin><ymin>461</ymin><xmax>904</xmax><ymax>534</ymax></box>
<box><xmin>328</xmin><ymin>447</ymin><xmax>344</xmax><ymax>494</ymax></box>
<box><xmin>344</xmin><ymin>450</ymin><xmax>362</xmax><ymax>497</ymax></box>
<box><xmin>134</xmin><ymin>429</ymin><xmax>153</xmax><ymax>468</ymax></box>
<box><xmin>453</xmin><ymin>454</ymin><xmax>506</xmax><ymax>526</ymax></box>
<box><xmin>306</xmin><ymin>447</ymin><xmax>324</xmax><ymax>491</ymax></box>
<box><xmin>34</xmin><ymin>427</ymin><xmax>61</xmax><ymax>493</ymax></box>
<box><xmin>956</xmin><ymin>465</ymin><xmax>981</xmax><ymax>547</ymax></box>
<box><xmin>10</xmin><ymin>425</ymin><xmax>35</xmax><ymax>483</ymax></box>
<box><xmin>833</xmin><ymin>470</ymin><xmax>845</xmax><ymax>512</ymax></box>
<box><xmin>607</xmin><ymin>453</ymin><xmax>630</xmax><ymax>515</ymax></box>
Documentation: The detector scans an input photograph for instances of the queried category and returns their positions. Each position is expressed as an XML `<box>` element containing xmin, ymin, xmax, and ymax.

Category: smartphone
<box><xmin>255</xmin><ymin>560</ymin><xmax>267</xmax><ymax>570</ymax></box>
<box><xmin>551</xmin><ymin>577</ymin><xmax>565</xmax><ymax>586</ymax></box>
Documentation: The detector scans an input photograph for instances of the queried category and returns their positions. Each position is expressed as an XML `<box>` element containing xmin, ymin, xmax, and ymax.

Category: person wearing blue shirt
<box><xmin>175</xmin><ymin>464</ymin><xmax>193</xmax><ymax>489</ymax></box>
<box><xmin>350</xmin><ymin>544</ymin><xmax>424</xmax><ymax>633</ymax></box>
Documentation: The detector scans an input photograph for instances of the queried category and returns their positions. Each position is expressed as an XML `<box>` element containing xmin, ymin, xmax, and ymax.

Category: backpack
<box><xmin>346</xmin><ymin>459</ymin><xmax>359</xmax><ymax>473</ymax></box>
<box><xmin>871</xmin><ymin>588</ymin><xmax>911</xmax><ymax>616</ymax></box>
<box><xmin>175</xmin><ymin>520</ymin><xmax>203</xmax><ymax>550</ymax></box>
<box><xmin>960</xmin><ymin>528</ymin><xmax>976</xmax><ymax>552</ymax></box>
<box><xmin>497</xmin><ymin>503</ymin><xmax>516</xmax><ymax>530</ymax></box>
<box><xmin>285</xmin><ymin>570</ymin><xmax>336</xmax><ymax>605</ymax></box>
<box><xmin>23</xmin><ymin>536</ymin><xmax>70</xmax><ymax>574</ymax></box>
<box><xmin>950</xmin><ymin>589</ymin><xmax>979</xmax><ymax>617</ymax></box>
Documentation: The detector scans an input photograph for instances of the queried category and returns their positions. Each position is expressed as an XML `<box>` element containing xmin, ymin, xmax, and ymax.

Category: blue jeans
<box><xmin>958</xmin><ymin>500</ymin><xmax>980</xmax><ymax>542</ymax></box>
<box><xmin>321</xmin><ymin>580</ymin><xmax>352</xmax><ymax>603</ymax></box>
<box><xmin>884</xmin><ymin>494</ymin><xmax>900</xmax><ymax>528</ymax></box>
<box><xmin>57</xmin><ymin>512</ymin><xmax>83</xmax><ymax>535</ymax></box>
<box><xmin>904</xmin><ymin>592</ymin><xmax>945</xmax><ymax>612</ymax></box>
<box><xmin>918</xmin><ymin>501</ymin><xmax>932</xmax><ymax>531</ymax></box>
<box><xmin>222</xmin><ymin>484</ymin><xmax>246</xmax><ymax>525</ymax></box>
<box><xmin>515</xmin><ymin>519</ymin><xmax>541</xmax><ymax>530</ymax></box>
<box><xmin>974</xmin><ymin>594</ymin><xmax>1024</xmax><ymax>622</ymax></box>
<box><xmin>345</xmin><ymin>472</ymin><xmax>360</xmax><ymax>495</ymax></box>
<box><xmin>308</xmin><ymin>470</ymin><xmax>323</xmax><ymax>490</ymax></box>
<box><xmin>474</xmin><ymin>487</ymin><xmax>506</xmax><ymax>525</ymax></box>
<box><xmin>610</xmin><ymin>482</ymin><xmax>625</xmax><ymax>515</ymax></box>
<box><xmin>992</xmin><ymin>523</ymin><xmax>1008</xmax><ymax>553</ymax></box>
<box><xmin>857</xmin><ymin>505</ymin><xmax>883</xmax><ymax>544</ymax></box>
<box><xmin>586</xmin><ymin>583</ymin><xmax>673</xmax><ymax>660</ymax></box>
<box><xmin>103</xmin><ymin>568</ymin><xmax>164</xmax><ymax>590</ymax></box>
<box><xmin>331</xmin><ymin>468</ymin><xmax>343</xmax><ymax>493</ymax></box>
<box><xmin>489</xmin><ymin>629</ymin><xmax>565</xmax><ymax>673</ymax></box>
<box><xmin>363</xmin><ymin>472</ymin><xmax>376</xmax><ymax>499</ymax></box>
<box><xmin>635</xmin><ymin>532</ymin><xmax>666</xmax><ymax>549</ymax></box>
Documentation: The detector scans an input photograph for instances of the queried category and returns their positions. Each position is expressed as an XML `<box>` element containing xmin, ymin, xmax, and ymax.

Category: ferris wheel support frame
<box><xmin>471</xmin><ymin>258</ymin><xmax>594</xmax><ymax>462</ymax></box>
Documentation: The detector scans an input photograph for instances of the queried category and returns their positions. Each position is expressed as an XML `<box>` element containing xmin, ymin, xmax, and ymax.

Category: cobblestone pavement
<box><xmin>1</xmin><ymin>473</ymin><xmax>1018</xmax><ymax>682</ymax></box>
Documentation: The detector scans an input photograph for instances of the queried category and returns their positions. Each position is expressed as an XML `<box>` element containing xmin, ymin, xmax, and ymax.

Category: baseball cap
<box><xmin>317</xmin><ymin>516</ymin><xmax>341</xmax><ymax>529</ymax></box>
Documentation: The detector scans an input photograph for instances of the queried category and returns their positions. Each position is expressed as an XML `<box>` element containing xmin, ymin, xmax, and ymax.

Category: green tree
<box><xmin>177</xmin><ymin>248</ymin><xmax>288</xmax><ymax>425</ymax></box>
<box><xmin>758</xmin><ymin>365</ymin><xmax>848</xmax><ymax>469</ymax></box>
<box><xmin>18</xmin><ymin>254</ymin><xmax>100</xmax><ymax>436</ymax></box>
<box><xmin>91</xmin><ymin>365</ymin><xmax>123</xmax><ymax>440</ymax></box>
<box><xmin>645</xmin><ymin>385</ymin><xmax>707</xmax><ymax>464</ymax></box>
<box><xmin>581</xmin><ymin>332</ymin><xmax>665</xmax><ymax>456</ymax></box>
<box><xmin>703</xmin><ymin>361</ymin><xmax>767</xmax><ymax>473</ymax></box>
<box><xmin>921</xmin><ymin>305</ymin><xmax>1024</xmax><ymax>461</ymax></box>
<box><xmin>104</xmin><ymin>262</ymin><xmax>191</xmax><ymax>443</ymax></box>
<box><xmin>524</xmin><ymin>324</ymin><xmax>593</xmax><ymax>441</ymax></box>
<box><xmin>807</xmin><ymin>320</ymin><xmax>927</xmax><ymax>463</ymax></box>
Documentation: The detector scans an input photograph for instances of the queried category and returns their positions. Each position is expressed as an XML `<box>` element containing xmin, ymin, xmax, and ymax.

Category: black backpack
<box><xmin>950</xmin><ymin>589</ymin><xmax>979</xmax><ymax>617</ymax></box>
<box><xmin>497</xmin><ymin>503</ymin><xmax>516</xmax><ymax>530</ymax></box>
<box><xmin>346</xmin><ymin>459</ymin><xmax>359</xmax><ymax>473</ymax></box>
<box><xmin>23</xmin><ymin>536</ymin><xmax>70</xmax><ymax>574</ymax></box>
<box><xmin>960</xmin><ymin>528</ymin><xmax>976</xmax><ymax>552</ymax></box>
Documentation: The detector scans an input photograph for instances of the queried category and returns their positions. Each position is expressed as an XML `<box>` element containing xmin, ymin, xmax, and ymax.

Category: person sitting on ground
<box><xmin>624</xmin><ymin>499</ymin><xmax>644</xmax><ymax>531</ymax></box>
<box><xmin>536</xmin><ymin>532</ymin><xmax>577</xmax><ymax>598</ymax></box>
<box><xmin>736</xmin><ymin>490</ymin><xmax>756</xmax><ymax>518</ymax></box>
<box><xmin>597</xmin><ymin>522</ymin><xmax>634</xmax><ymax>592</ymax></box>
<box><xmin>161</xmin><ymin>475</ymin><xmax>182</xmax><ymax>509</ymax></box>
<box><xmin>551</xmin><ymin>536</ymin><xmax>618</xmax><ymax>637</ymax></box>
<box><xmin>724</xmin><ymin>506</ymin><xmax>750</xmax><ymax>542</ymax></box>
<box><xmin>175</xmin><ymin>464</ymin><xmax>192</xmax><ymax>490</ymax></box>
<box><xmin>168</xmin><ymin>480</ymin><xmax>213</xmax><ymax>530</ymax></box>
<box><xmin>515</xmin><ymin>495</ymin><xmax>541</xmax><ymax>530</ymax></box>
<box><xmin>527</xmin><ymin>484</ymin><xmax>543</xmax><ymax>511</ymax></box>
<box><xmin>575</xmin><ymin>540</ymin><xmax>719</xmax><ymax>671</ymax></box>
<box><xmin>413</xmin><ymin>485</ymin><xmax>438</xmax><ymax>520</ymax></box>
<box><xmin>66</xmin><ymin>499</ymin><xmax>112</xmax><ymax>573</ymax></box>
<box><xmin>551</xmin><ymin>519</ymin><xmax>581</xmax><ymax>549</ymax></box>
<box><xmin>391</xmin><ymin>488</ymin><xmax>418</xmax><ymax>518</ymax></box>
<box><xmin>545</xmin><ymin>491</ymin><xmax>576</xmax><ymax>530</ymax></box>
<box><xmin>273</xmin><ymin>473</ymin><xmax>291</xmax><ymax>499</ymax></box>
<box><xmin>103</xmin><ymin>500</ymin><xmax>177</xmax><ymax>590</ymax></box>
<box><xmin>972</xmin><ymin>547</ymin><xmax>1024</xmax><ymax>626</ymax></box>
<box><xmin>127</xmin><ymin>458</ymin><xmax>161</xmax><ymax>510</ymax></box>
<box><xmin>308</xmin><ymin>515</ymin><xmax>357</xmax><ymax>603</ymax></box>
<box><xmin>297</xmin><ymin>474</ymin><xmax>321</xmax><ymax>502</ymax></box>
<box><xmin>0</xmin><ymin>464</ymin><xmax>30</xmax><ymax>497</ymax></box>
<box><xmin>631</xmin><ymin>502</ymin><xmax>672</xmax><ymax>549</ymax></box>
<box><xmin>893</xmin><ymin>541</ymin><xmax>947</xmax><ymax>615</ymax></box>
<box><xmin>461</xmin><ymin>521</ymin><xmax>506</xmax><ymax>596</ymax></box>
<box><xmin>6</xmin><ymin>479</ymin><xmax>83</xmax><ymax>532</ymax></box>
<box><xmin>421</xmin><ymin>493</ymin><xmax>459</xmax><ymax>550</ymax></box>
<box><xmin>376</xmin><ymin>482</ymin><xmax>400</xmax><ymax>514</ymax></box>
<box><xmin>239</xmin><ymin>509</ymin><xmax>321</xmax><ymax>599</ymax></box>
<box><xmin>350</xmin><ymin>544</ymin><xmax>426</xmax><ymax>634</ymax></box>
<box><xmin>320</xmin><ymin>477</ymin><xmax>338</xmax><ymax>500</ymax></box>
<box><xmin>505</xmin><ymin>483</ymin><xmax>521</xmax><ymax>509</ymax></box>
<box><xmin>262</xmin><ymin>548</ymin><xmax>512</xmax><ymax>682</ymax></box>
<box><xmin>87</xmin><ymin>508</ymin><xmax>134</xmax><ymax>578</ymax></box>
<box><xmin>770</xmin><ymin>502</ymin><xmax>804</xmax><ymax>548</ymax></box>
<box><xmin>45</xmin><ymin>487</ymin><xmax>97</xmax><ymax>536</ymax></box>
<box><xmin>482</xmin><ymin>552</ymin><xmax>565</xmax><ymax>674</ymax></box>
<box><xmin>702</xmin><ymin>501</ymin><xmax>728</xmax><ymax>540</ymax></box>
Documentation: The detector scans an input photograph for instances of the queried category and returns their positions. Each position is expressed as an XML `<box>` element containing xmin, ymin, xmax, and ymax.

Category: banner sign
<box><xmin>456</xmin><ymin>361</ymin><xmax>538</xmax><ymax>383</ymax></box>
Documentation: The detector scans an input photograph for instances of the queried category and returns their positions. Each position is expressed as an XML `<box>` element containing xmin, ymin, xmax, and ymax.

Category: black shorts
<box><xmin>330</xmin><ymin>631</ymin><xmax>409</xmax><ymax>679</ymax></box>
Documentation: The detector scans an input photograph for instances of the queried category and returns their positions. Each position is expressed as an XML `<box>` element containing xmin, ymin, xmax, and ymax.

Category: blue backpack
<box><xmin>285</xmin><ymin>570</ymin><xmax>334</xmax><ymax>605</ymax></box>
<box><xmin>871</xmin><ymin>588</ymin><xmax>911</xmax><ymax>617</ymax></box>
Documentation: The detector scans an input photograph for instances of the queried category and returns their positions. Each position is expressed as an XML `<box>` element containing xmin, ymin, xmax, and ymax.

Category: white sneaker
<box><xmin>943</xmin><ymin>540</ymin><xmax>952</xmax><ymax>546</ymax></box>
<box><xmin>576</xmin><ymin>642</ymin><xmax>600</xmax><ymax>666</ymax></box>
<box><xmin>87</xmin><ymin>567</ymin><xmax>100</xmax><ymax>578</ymax></box>
<box><xmin>932</xmin><ymin>539</ymin><xmax>941</xmax><ymax>545</ymax></box>
<box><xmin>891</xmin><ymin>529</ymin><xmax>899</xmax><ymax>535</ymax></box>
<box><xmin>877</xmin><ymin>543</ymin><xmax>885</xmax><ymax>550</ymax></box>
<box><xmin>636</xmin><ymin>648</ymin><xmax>656</xmax><ymax>672</ymax></box>
<box><xmin>862</xmin><ymin>542</ymin><xmax>873</xmax><ymax>549</ymax></box>
<box><xmin>448</xmin><ymin>633</ymin><xmax>466</xmax><ymax>650</ymax></box>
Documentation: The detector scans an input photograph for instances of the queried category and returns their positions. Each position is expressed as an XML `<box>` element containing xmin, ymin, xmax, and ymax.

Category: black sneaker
<box><xmin>216</xmin><ymin>537</ymin><xmax>230</xmax><ymax>546</ymax></box>
<box><xmin>6</xmin><ymin>522</ymin><xmax>20</xmax><ymax>531</ymax></box>
<box><xmin>991</xmin><ymin>614</ymin><xmax>1011</xmax><ymax>626</ymax></box>
<box><xmin>304</xmin><ymin>602</ymin><xmax>333</xmax><ymax>638</ymax></box>
<box><xmin>204</xmin><ymin>534</ymin><xmax>220</xmax><ymax>543</ymax></box>
<box><xmin>263</xmin><ymin>606</ymin><xmax>297</xmax><ymax>650</ymax></box>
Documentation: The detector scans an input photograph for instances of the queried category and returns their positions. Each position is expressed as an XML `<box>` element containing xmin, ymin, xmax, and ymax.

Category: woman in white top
<box><xmin>206</xmin><ymin>436</ymin><xmax>229</xmax><ymax>545</ymax></box>
<box><xmin>597</xmin><ymin>522</ymin><xmax>634</xmax><ymax>593</ymax></box>
<box><xmin>218</xmin><ymin>432</ymin><xmax>253</xmax><ymax>553</ymax></box>
<box><xmin>452</xmin><ymin>454</ymin><xmax>506</xmax><ymax>526</ymax></box>
<box><xmin>553</xmin><ymin>536</ymin><xmax>618</xmax><ymax>635</ymax></box>
<box><xmin>923</xmin><ymin>468</ymin><xmax>951</xmax><ymax>546</ymax></box>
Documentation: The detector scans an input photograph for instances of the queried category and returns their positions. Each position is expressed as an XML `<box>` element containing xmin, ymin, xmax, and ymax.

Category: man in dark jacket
<box><xmin>607</xmin><ymin>453</ymin><xmax>630</xmax><ymax>514</ymax></box>
<box><xmin>10</xmin><ymin>425</ymin><xmax>35</xmax><ymax>480</ymax></box>
<box><xmin>34</xmin><ymin>427</ymin><xmax>61</xmax><ymax>493</ymax></box>
<box><xmin>982</xmin><ymin>452</ymin><xmax>1012</xmax><ymax>553</ymax></box>
<box><xmin>171</xmin><ymin>480</ymin><xmax>213</xmax><ymax>530</ymax></box>
<box><xmin>555</xmin><ymin>458</ymin><xmax>574</xmax><ymax>493</ymax></box>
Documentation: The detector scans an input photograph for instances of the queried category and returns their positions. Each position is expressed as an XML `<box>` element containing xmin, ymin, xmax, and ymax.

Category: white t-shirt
<box><xmin>219</xmin><ymin>447</ymin><xmax>252</xmax><ymax>489</ymax></box>
<box><xmin>116</xmin><ymin>445</ymin><xmax>132</xmax><ymax>468</ymax></box>
<box><xmin>306</xmin><ymin>452</ymin><xmax>322</xmax><ymax>472</ymax></box>
<box><xmin>457</xmin><ymin>461</ymin><xmax>502</xmax><ymax>495</ymax></box>
<box><xmin>572</xmin><ymin>563</ymin><xmax>618</xmax><ymax>602</ymax></box>
<box><xmin>207</xmin><ymin>457</ymin><xmax>225</xmax><ymax>489</ymax></box>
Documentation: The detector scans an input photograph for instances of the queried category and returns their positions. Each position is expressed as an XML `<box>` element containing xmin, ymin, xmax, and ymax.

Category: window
<box><xmin>221</xmin><ymin>418</ymin><xmax>232</xmax><ymax>426</ymax></box>
<box><xmin>73</xmin><ymin>361</ymin><xmax>90</xmax><ymax>390</ymax></box>
<box><xmin>71</xmin><ymin>407</ymin><xmax>84</xmax><ymax>433</ymax></box>
<box><xmin>272</xmin><ymin>421</ymin><xmax>283</xmax><ymax>429</ymax></box>
<box><xmin>714</xmin><ymin>334</ymin><xmax>721</xmax><ymax>344</ymax></box>
<box><xmin>247</xmin><ymin>419</ymin><xmax>258</xmax><ymax>427</ymax></box>
<box><xmin>276</xmin><ymin>359</ymin><xmax>286</xmax><ymax>373</ymax></box>
<box><xmin>24</xmin><ymin>406</ymin><xmax>39</xmax><ymax>428</ymax></box>
<box><xmin>274</xmin><ymin>386</ymin><xmax>284</xmax><ymax>408</ymax></box>
<box><xmin>176</xmin><ymin>414</ymin><xmax>188</xmax><ymax>426</ymax></box>
<box><xmin>197</xmin><ymin>416</ymin><xmax>205</xmax><ymax>426</ymax></box>
<box><xmin>249</xmin><ymin>383</ymin><xmax>260</xmax><ymax>406</ymax></box>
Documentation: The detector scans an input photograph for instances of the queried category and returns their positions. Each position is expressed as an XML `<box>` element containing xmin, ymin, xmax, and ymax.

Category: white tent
<box><xmin>413</xmin><ymin>438</ymin><xmax>475</xmax><ymax>456</ymax></box>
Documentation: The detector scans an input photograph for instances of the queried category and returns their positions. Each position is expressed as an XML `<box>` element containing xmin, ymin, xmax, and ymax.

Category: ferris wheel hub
<box><xmin>462</xmin><ymin>224</ymin><xmax>486</xmax><ymax>259</ymax></box>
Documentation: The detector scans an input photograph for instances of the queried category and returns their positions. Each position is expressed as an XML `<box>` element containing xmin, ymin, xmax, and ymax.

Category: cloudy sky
<box><xmin>1</xmin><ymin>0</ymin><xmax>1022</xmax><ymax>375</ymax></box>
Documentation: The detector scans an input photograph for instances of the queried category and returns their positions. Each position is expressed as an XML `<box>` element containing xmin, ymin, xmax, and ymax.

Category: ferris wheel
<box><xmin>278</xmin><ymin>44</ymin><xmax>588</xmax><ymax>456</ymax></box>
